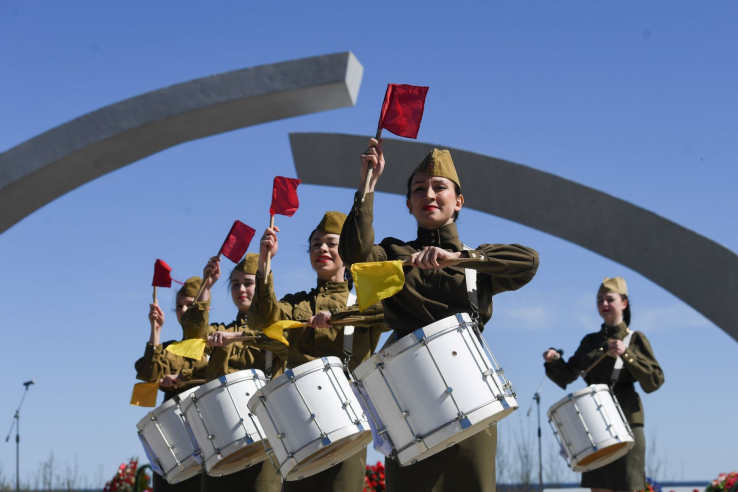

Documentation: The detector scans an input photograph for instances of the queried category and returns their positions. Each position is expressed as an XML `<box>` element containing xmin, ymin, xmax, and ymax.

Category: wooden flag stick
<box><xmin>193</xmin><ymin>254</ymin><xmax>221</xmax><ymax>302</ymax></box>
<box><xmin>401</xmin><ymin>257</ymin><xmax>480</xmax><ymax>267</ymax></box>
<box><xmin>361</xmin><ymin>128</ymin><xmax>383</xmax><ymax>202</ymax></box>
<box><xmin>171</xmin><ymin>379</ymin><xmax>207</xmax><ymax>389</ymax></box>
<box><xmin>150</xmin><ymin>286</ymin><xmax>158</xmax><ymax>332</ymax></box>
<box><xmin>264</xmin><ymin>215</ymin><xmax>275</xmax><ymax>284</ymax></box>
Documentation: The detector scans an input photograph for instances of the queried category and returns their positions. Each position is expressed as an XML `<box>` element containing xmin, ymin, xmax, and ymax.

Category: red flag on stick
<box><xmin>269</xmin><ymin>176</ymin><xmax>302</xmax><ymax>217</ymax></box>
<box><xmin>218</xmin><ymin>220</ymin><xmax>256</xmax><ymax>263</ymax></box>
<box><xmin>152</xmin><ymin>259</ymin><xmax>174</xmax><ymax>288</ymax></box>
<box><xmin>378</xmin><ymin>84</ymin><xmax>429</xmax><ymax>139</ymax></box>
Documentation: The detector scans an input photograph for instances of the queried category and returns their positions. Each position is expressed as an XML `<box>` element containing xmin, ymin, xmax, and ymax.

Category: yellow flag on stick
<box><xmin>351</xmin><ymin>260</ymin><xmax>405</xmax><ymax>311</ymax></box>
<box><xmin>263</xmin><ymin>320</ymin><xmax>305</xmax><ymax>346</ymax></box>
<box><xmin>130</xmin><ymin>382</ymin><xmax>159</xmax><ymax>407</ymax></box>
<box><xmin>166</xmin><ymin>339</ymin><xmax>207</xmax><ymax>360</ymax></box>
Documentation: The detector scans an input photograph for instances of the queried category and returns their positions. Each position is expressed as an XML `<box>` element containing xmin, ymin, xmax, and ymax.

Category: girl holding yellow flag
<box><xmin>134</xmin><ymin>276</ymin><xmax>208</xmax><ymax>492</ymax></box>
<box><xmin>249</xmin><ymin>211</ymin><xmax>387</xmax><ymax>492</ymax></box>
<box><xmin>339</xmin><ymin>140</ymin><xmax>539</xmax><ymax>492</ymax></box>
<box><xmin>180</xmin><ymin>253</ymin><xmax>287</xmax><ymax>492</ymax></box>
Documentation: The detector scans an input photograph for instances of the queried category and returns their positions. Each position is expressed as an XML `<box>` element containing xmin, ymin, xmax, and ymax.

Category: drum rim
<box><xmin>354</xmin><ymin>313</ymin><xmax>474</xmax><ymax>380</ymax></box>
<box><xmin>247</xmin><ymin>357</ymin><xmax>345</xmax><ymax>407</ymax></box>
<box><xmin>181</xmin><ymin>370</ymin><xmax>267</xmax><ymax>413</ymax></box>
<box><xmin>547</xmin><ymin>383</ymin><xmax>611</xmax><ymax>416</ymax></box>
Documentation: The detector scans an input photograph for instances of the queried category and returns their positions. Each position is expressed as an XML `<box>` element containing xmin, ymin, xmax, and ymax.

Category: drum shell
<box><xmin>181</xmin><ymin>369</ymin><xmax>269</xmax><ymax>476</ymax></box>
<box><xmin>354</xmin><ymin>313</ymin><xmax>518</xmax><ymax>466</ymax></box>
<box><xmin>548</xmin><ymin>384</ymin><xmax>635</xmax><ymax>472</ymax></box>
<box><xmin>247</xmin><ymin>357</ymin><xmax>372</xmax><ymax>481</ymax></box>
<box><xmin>136</xmin><ymin>386</ymin><xmax>202</xmax><ymax>484</ymax></box>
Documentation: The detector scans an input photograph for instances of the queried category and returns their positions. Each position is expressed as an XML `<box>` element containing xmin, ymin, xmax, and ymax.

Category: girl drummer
<box><xmin>543</xmin><ymin>277</ymin><xmax>664</xmax><ymax>492</ymax></box>
<box><xmin>182</xmin><ymin>253</ymin><xmax>288</xmax><ymax>492</ymax></box>
<box><xmin>134</xmin><ymin>276</ymin><xmax>208</xmax><ymax>492</ymax></box>
<box><xmin>339</xmin><ymin>140</ymin><xmax>539</xmax><ymax>492</ymax></box>
<box><xmin>248</xmin><ymin>211</ymin><xmax>388</xmax><ymax>492</ymax></box>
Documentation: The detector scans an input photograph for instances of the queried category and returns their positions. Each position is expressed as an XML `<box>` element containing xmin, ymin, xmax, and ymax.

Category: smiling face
<box><xmin>406</xmin><ymin>173</ymin><xmax>464</xmax><ymax>230</ymax></box>
<box><xmin>230</xmin><ymin>270</ymin><xmax>256</xmax><ymax>314</ymax></box>
<box><xmin>175</xmin><ymin>293</ymin><xmax>195</xmax><ymax>325</ymax></box>
<box><xmin>597</xmin><ymin>291</ymin><xmax>628</xmax><ymax>325</ymax></box>
<box><xmin>309</xmin><ymin>230</ymin><xmax>345</xmax><ymax>282</ymax></box>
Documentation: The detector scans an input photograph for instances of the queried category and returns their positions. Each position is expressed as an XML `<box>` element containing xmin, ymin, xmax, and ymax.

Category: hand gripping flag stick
<box><xmin>361</xmin><ymin>84</ymin><xmax>429</xmax><ymax>201</ymax></box>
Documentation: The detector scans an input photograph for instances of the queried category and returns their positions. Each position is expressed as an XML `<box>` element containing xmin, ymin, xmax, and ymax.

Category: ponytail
<box><xmin>622</xmin><ymin>294</ymin><xmax>631</xmax><ymax>327</ymax></box>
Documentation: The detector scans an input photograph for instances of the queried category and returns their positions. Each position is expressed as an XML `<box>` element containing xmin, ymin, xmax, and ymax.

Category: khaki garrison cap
<box><xmin>234</xmin><ymin>252</ymin><xmax>259</xmax><ymax>275</ymax></box>
<box><xmin>316</xmin><ymin>211</ymin><xmax>347</xmax><ymax>235</ymax></box>
<box><xmin>179</xmin><ymin>276</ymin><xmax>202</xmax><ymax>298</ymax></box>
<box><xmin>411</xmin><ymin>149</ymin><xmax>460</xmax><ymax>188</ymax></box>
<box><xmin>598</xmin><ymin>277</ymin><xmax>628</xmax><ymax>297</ymax></box>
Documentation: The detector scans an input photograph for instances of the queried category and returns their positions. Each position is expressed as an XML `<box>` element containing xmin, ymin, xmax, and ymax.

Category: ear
<box><xmin>406</xmin><ymin>198</ymin><xmax>413</xmax><ymax>214</ymax></box>
<box><xmin>455</xmin><ymin>194</ymin><xmax>464</xmax><ymax>212</ymax></box>
<box><xmin>621</xmin><ymin>297</ymin><xmax>628</xmax><ymax>310</ymax></box>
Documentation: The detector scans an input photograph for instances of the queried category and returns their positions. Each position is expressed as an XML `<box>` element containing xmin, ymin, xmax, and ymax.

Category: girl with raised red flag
<box><xmin>134</xmin><ymin>274</ymin><xmax>207</xmax><ymax>492</ymax></box>
<box><xmin>181</xmin><ymin>253</ymin><xmax>288</xmax><ymax>492</ymax></box>
<box><xmin>248</xmin><ymin>211</ymin><xmax>387</xmax><ymax>492</ymax></box>
<box><xmin>339</xmin><ymin>138</ymin><xmax>539</xmax><ymax>492</ymax></box>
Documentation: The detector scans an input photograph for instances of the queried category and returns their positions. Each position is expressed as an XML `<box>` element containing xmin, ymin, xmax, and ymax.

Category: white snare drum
<box><xmin>548</xmin><ymin>384</ymin><xmax>635</xmax><ymax>472</ymax></box>
<box><xmin>353</xmin><ymin>313</ymin><xmax>518</xmax><ymax>466</ymax></box>
<box><xmin>181</xmin><ymin>369</ymin><xmax>269</xmax><ymax>477</ymax></box>
<box><xmin>247</xmin><ymin>357</ymin><xmax>372</xmax><ymax>481</ymax></box>
<box><xmin>137</xmin><ymin>386</ymin><xmax>202</xmax><ymax>484</ymax></box>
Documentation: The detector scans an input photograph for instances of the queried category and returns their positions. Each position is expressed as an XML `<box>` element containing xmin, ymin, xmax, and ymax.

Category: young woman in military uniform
<box><xmin>543</xmin><ymin>277</ymin><xmax>664</xmax><ymax>492</ymax></box>
<box><xmin>339</xmin><ymin>139</ymin><xmax>539</xmax><ymax>492</ymax></box>
<box><xmin>249</xmin><ymin>211</ymin><xmax>387</xmax><ymax>492</ymax></box>
<box><xmin>135</xmin><ymin>276</ymin><xmax>208</xmax><ymax>492</ymax></box>
<box><xmin>181</xmin><ymin>253</ymin><xmax>288</xmax><ymax>492</ymax></box>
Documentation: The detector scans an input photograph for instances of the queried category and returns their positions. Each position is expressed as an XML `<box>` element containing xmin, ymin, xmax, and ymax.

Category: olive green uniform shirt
<box><xmin>134</xmin><ymin>340</ymin><xmax>208</xmax><ymax>399</ymax></box>
<box><xmin>544</xmin><ymin>321</ymin><xmax>664</xmax><ymax>426</ymax></box>
<box><xmin>250</xmin><ymin>272</ymin><xmax>387</xmax><ymax>372</ymax></box>
<box><xmin>339</xmin><ymin>192</ymin><xmax>539</xmax><ymax>335</ymax></box>
<box><xmin>181</xmin><ymin>300</ymin><xmax>288</xmax><ymax>382</ymax></box>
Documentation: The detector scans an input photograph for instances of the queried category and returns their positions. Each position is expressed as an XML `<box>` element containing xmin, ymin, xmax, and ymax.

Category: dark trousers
<box><xmin>282</xmin><ymin>448</ymin><xmax>367</xmax><ymax>492</ymax></box>
<box><xmin>153</xmin><ymin>472</ymin><xmax>201</xmax><ymax>492</ymax></box>
<box><xmin>385</xmin><ymin>426</ymin><xmax>497</xmax><ymax>492</ymax></box>
<box><xmin>200</xmin><ymin>461</ymin><xmax>282</xmax><ymax>492</ymax></box>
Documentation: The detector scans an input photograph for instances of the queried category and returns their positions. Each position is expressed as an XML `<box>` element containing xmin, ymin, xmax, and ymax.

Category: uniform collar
<box><xmin>316</xmin><ymin>278</ymin><xmax>349</xmax><ymax>294</ymax></box>
<box><xmin>415</xmin><ymin>222</ymin><xmax>462</xmax><ymax>249</ymax></box>
<box><xmin>601</xmin><ymin>321</ymin><xmax>629</xmax><ymax>338</ymax></box>
<box><xmin>236</xmin><ymin>312</ymin><xmax>248</xmax><ymax>326</ymax></box>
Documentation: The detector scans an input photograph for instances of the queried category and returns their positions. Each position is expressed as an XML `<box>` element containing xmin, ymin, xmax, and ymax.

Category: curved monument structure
<box><xmin>289</xmin><ymin>132</ymin><xmax>738</xmax><ymax>342</ymax></box>
<box><xmin>0</xmin><ymin>52</ymin><xmax>363</xmax><ymax>234</ymax></box>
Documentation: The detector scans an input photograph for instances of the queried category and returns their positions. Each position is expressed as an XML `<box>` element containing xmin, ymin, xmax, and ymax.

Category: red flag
<box><xmin>269</xmin><ymin>176</ymin><xmax>301</xmax><ymax>217</ymax></box>
<box><xmin>218</xmin><ymin>220</ymin><xmax>256</xmax><ymax>263</ymax></box>
<box><xmin>378</xmin><ymin>84</ymin><xmax>429</xmax><ymax>139</ymax></box>
<box><xmin>152</xmin><ymin>259</ymin><xmax>173</xmax><ymax>288</ymax></box>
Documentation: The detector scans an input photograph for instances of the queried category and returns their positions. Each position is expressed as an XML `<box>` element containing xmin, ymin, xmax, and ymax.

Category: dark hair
<box><xmin>307</xmin><ymin>229</ymin><xmax>354</xmax><ymax>290</ymax></box>
<box><xmin>405</xmin><ymin>174</ymin><xmax>462</xmax><ymax>222</ymax></box>
<box><xmin>621</xmin><ymin>294</ymin><xmax>631</xmax><ymax>327</ymax></box>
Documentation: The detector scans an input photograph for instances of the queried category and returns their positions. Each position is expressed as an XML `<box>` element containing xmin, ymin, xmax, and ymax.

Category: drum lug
<box><xmin>277</xmin><ymin>433</ymin><xmax>286</xmax><ymax>439</ymax></box>
<box><xmin>482</xmin><ymin>369</ymin><xmax>493</xmax><ymax>377</ymax></box>
<box><xmin>400</xmin><ymin>410</ymin><xmax>410</xmax><ymax>418</ymax></box>
<box><xmin>207</xmin><ymin>435</ymin><xmax>214</xmax><ymax>440</ymax></box>
<box><xmin>320</xmin><ymin>434</ymin><xmax>332</xmax><ymax>446</ymax></box>
<box><xmin>217</xmin><ymin>452</ymin><xmax>223</xmax><ymax>460</ymax></box>
<box><xmin>445</xmin><ymin>387</ymin><xmax>453</xmax><ymax>394</ymax></box>
<box><xmin>459</xmin><ymin>415</ymin><xmax>472</xmax><ymax>430</ymax></box>
<box><xmin>343</xmin><ymin>400</ymin><xmax>351</xmax><ymax>408</ymax></box>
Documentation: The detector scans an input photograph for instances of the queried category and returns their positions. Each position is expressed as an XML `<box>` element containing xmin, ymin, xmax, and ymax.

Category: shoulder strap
<box><xmin>343</xmin><ymin>291</ymin><xmax>357</xmax><ymax>356</ymax></box>
<box><xmin>264</xmin><ymin>350</ymin><xmax>273</xmax><ymax>379</ymax></box>
<box><xmin>611</xmin><ymin>330</ymin><xmax>634</xmax><ymax>382</ymax></box>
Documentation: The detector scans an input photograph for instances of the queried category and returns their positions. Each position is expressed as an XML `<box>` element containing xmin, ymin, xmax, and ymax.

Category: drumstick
<box><xmin>583</xmin><ymin>352</ymin><xmax>610</xmax><ymax>376</ymax></box>
<box><xmin>171</xmin><ymin>379</ymin><xmax>206</xmax><ymax>388</ymax></box>
<box><xmin>361</xmin><ymin>128</ymin><xmax>383</xmax><ymax>202</ymax></box>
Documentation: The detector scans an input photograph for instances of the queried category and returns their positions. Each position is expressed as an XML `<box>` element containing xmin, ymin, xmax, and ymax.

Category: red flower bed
<box><xmin>103</xmin><ymin>458</ymin><xmax>151</xmax><ymax>492</ymax></box>
<box><xmin>365</xmin><ymin>460</ymin><xmax>386</xmax><ymax>492</ymax></box>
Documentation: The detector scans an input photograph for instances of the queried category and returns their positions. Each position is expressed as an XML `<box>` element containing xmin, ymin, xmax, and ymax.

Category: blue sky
<box><xmin>1</xmin><ymin>0</ymin><xmax>736</xmax><ymax>485</ymax></box>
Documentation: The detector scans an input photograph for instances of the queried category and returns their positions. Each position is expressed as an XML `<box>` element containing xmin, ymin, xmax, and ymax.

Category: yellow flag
<box><xmin>351</xmin><ymin>260</ymin><xmax>405</xmax><ymax>311</ymax></box>
<box><xmin>130</xmin><ymin>382</ymin><xmax>159</xmax><ymax>407</ymax></box>
<box><xmin>263</xmin><ymin>320</ymin><xmax>305</xmax><ymax>346</ymax></box>
<box><xmin>166</xmin><ymin>339</ymin><xmax>207</xmax><ymax>360</ymax></box>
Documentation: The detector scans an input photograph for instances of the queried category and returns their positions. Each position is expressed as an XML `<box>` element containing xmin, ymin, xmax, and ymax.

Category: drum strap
<box><xmin>343</xmin><ymin>291</ymin><xmax>357</xmax><ymax>357</ymax></box>
<box><xmin>461</xmin><ymin>244</ymin><xmax>480</xmax><ymax>312</ymax></box>
<box><xmin>611</xmin><ymin>330</ymin><xmax>634</xmax><ymax>383</ymax></box>
<box><xmin>265</xmin><ymin>350</ymin><xmax>273</xmax><ymax>379</ymax></box>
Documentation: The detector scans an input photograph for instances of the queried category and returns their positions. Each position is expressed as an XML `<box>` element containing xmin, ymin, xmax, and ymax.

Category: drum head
<box><xmin>285</xmin><ymin>432</ymin><xmax>371</xmax><ymax>481</ymax></box>
<box><xmin>207</xmin><ymin>440</ymin><xmax>271</xmax><ymax>477</ymax></box>
<box><xmin>572</xmin><ymin>440</ymin><xmax>634</xmax><ymax>472</ymax></box>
